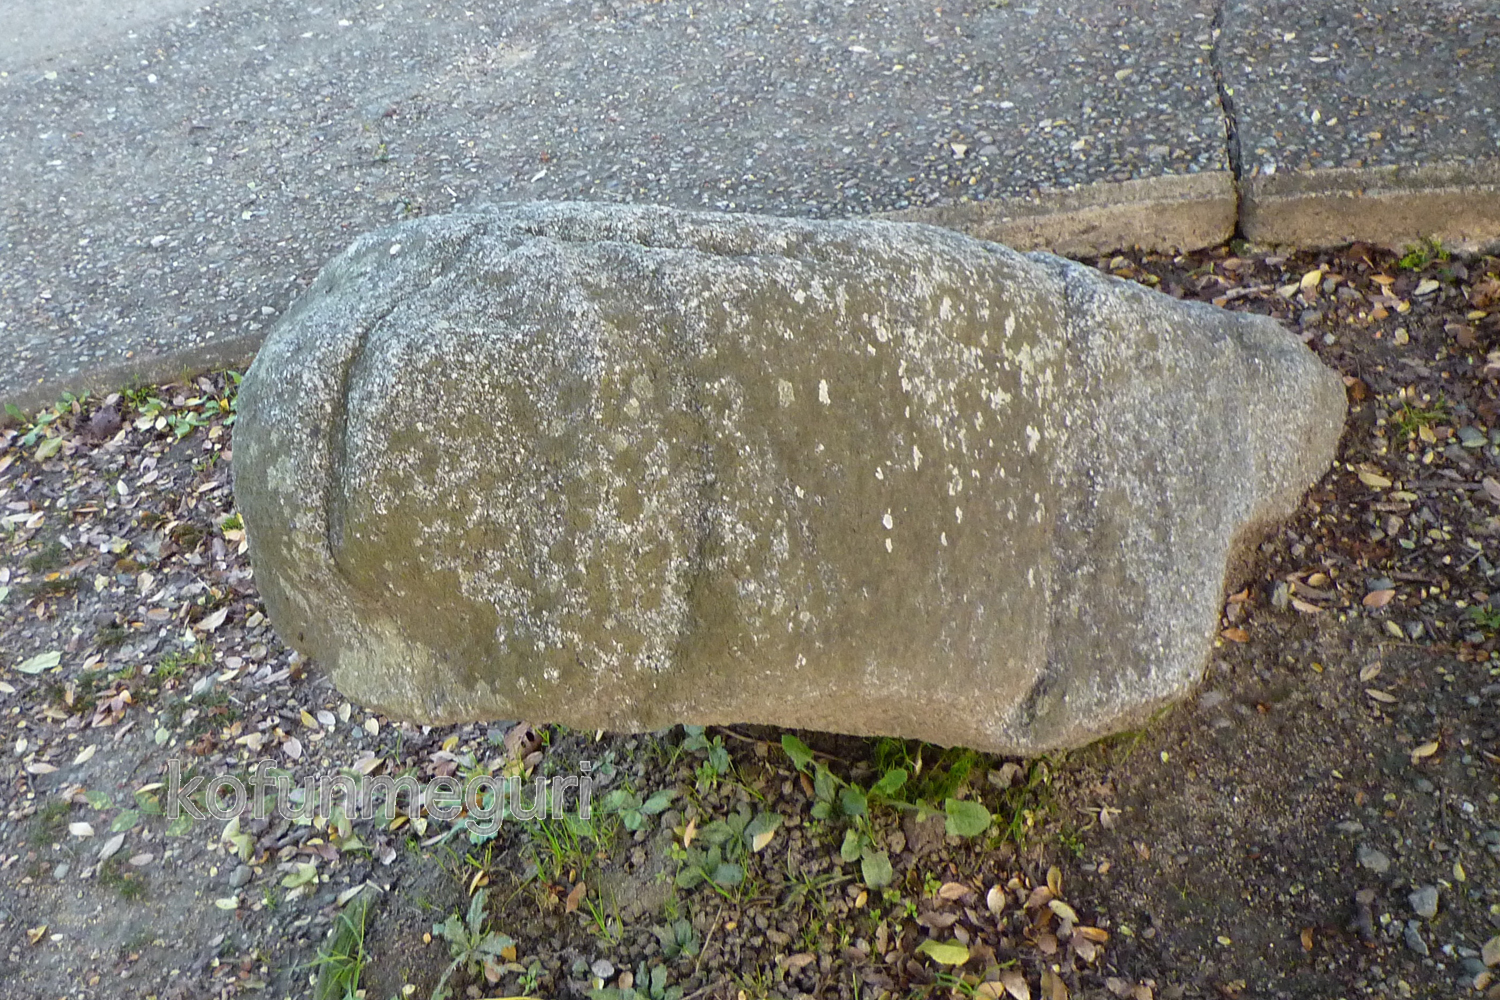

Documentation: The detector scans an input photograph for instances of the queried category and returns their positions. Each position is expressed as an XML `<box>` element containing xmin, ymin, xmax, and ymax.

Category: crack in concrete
<box><xmin>1209</xmin><ymin>0</ymin><xmax>1245</xmax><ymax>237</ymax></box>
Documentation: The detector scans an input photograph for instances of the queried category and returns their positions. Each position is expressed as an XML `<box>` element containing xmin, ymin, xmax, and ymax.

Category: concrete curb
<box><xmin>1</xmin><ymin>331</ymin><xmax>263</xmax><ymax>425</ymax></box>
<box><xmin>878</xmin><ymin>172</ymin><xmax>1237</xmax><ymax>258</ymax></box>
<box><xmin>1240</xmin><ymin>159</ymin><xmax>1500</xmax><ymax>254</ymax></box>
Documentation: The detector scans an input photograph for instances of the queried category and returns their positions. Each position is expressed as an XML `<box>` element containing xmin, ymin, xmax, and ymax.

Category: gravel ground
<box><xmin>2</xmin><ymin>239</ymin><xmax>1500</xmax><ymax>1000</ymax></box>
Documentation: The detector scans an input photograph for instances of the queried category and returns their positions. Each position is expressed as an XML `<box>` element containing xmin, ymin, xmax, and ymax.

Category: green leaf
<box><xmin>165</xmin><ymin>813</ymin><xmax>193</xmax><ymax>837</ymax></box>
<box><xmin>466</xmin><ymin>888</ymin><xmax>489</xmax><ymax>931</ymax></box>
<box><xmin>839</xmin><ymin>786</ymin><xmax>868</xmax><ymax>818</ymax></box>
<box><xmin>675</xmin><ymin>866</ymin><xmax>705</xmax><ymax>889</ymax></box>
<box><xmin>134</xmin><ymin>790</ymin><xmax>163</xmax><ymax>815</ymax></box>
<box><xmin>641</xmin><ymin>789</ymin><xmax>676</xmax><ymax>815</ymax></box>
<box><xmin>34</xmin><ymin>436</ymin><xmax>64</xmax><ymax>460</ymax></box>
<box><xmin>780</xmin><ymin>734</ymin><xmax>814</xmax><ymax>772</ymax></box>
<box><xmin>813</xmin><ymin>765</ymin><xmax>839</xmax><ymax>803</ymax></box>
<box><xmin>84</xmin><ymin>790</ymin><xmax>113</xmax><ymax>810</ymax></box>
<box><xmin>859</xmin><ymin>848</ymin><xmax>893</xmax><ymax>888</ymax></box>
<box><xmin>602</xmin><ymin>789</ymin><xmax>637</xmax><ymax>814</ymax></box>
<box><xmin>697</xmin><ymin>819</ymin><xmax>734</xmax><ymax>846</ymax></box>
<box><xmin>110</xmin><ymin>809</ymin><xmax>140</xmax><ymax>833</ymax></box>
<box><xmin>745</xmin><ymin>811</ymin><xmax>782</xmax><ymax>852</ymax></box>
<box><xmin>915</xmin><ymin>939</ymin><xmax>970</xmax><ymax>965</ymax></box>
<box><xmin>710</xmin><ymin>862</ymin><xmax>743</xmax><ymax>887</ymax></box>
<box><xmin>14</xmin><ymin>650</ymin><xmax>62</xmax><ymax>674</ymax></box>
<box><xmin>944</xmin><ymin>798</ymin><xmax>992</xmax><ymax>838</ymax></box>
<box><xmin>871</xmin><ymin>767</ymin><xmax>908</xmax><ymax>798</ymax></box>
<box><xmin>840</xmin><ymin>828</ymin><xmax>863</xmax><ymax>863</ymax></box>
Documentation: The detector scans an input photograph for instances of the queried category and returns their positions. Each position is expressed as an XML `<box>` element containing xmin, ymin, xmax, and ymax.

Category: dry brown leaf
<box><xmin>938</xmin><ymin>881</ymin><xmax>970</xmax><ymax>901</ymax></box>
<box><xmin>1301</xmin><ymin>927</ymin><xmax>1314</xmax><ymax>952</ymax></box>
<box><xmin>1041</xmin><ymin>968</ymin><xmax>1069</xmax><ymax>1000</ymax></box>
<box><xmin>1357</xmin><ymin>470</ymin><xmax>1392</xmax><ymax>489</ymax></box>
<box><xmin>1290</xmin><ymin>598</ymin><xmax>1324</xmax><ymax>614</ymax></box>
<box><xmin>998</xmin><ymin>969</ymin><xmax>1031</xmax><ymax>1000</ymax></box>
<box><xmin>1362</xmin><ymin>589</ymin><xmax>1396</xmax><ymax>608</ymax></box>
<box><xmin>986</xmin><ymin>884</ymin><xmax>1007</xmax><ymax>916</ymax></box>
<box><xmin>1221</xmin><ymin>627</ymin><xmax>1250</xmax><ymax>643</ymax></box>
<box><xmin>1366</xmin><ymin>688</ymin><xmax>1398</xmax><ymax>704</ymax></box>
<box><xmin>1047</xmin><ymin>866</ymin><xmax>1063</xmax><ymax>896</ymax></box>
<box><xmin>1359</xmin><ymin>663</ymin><xmax>1382</xmax><ymax>682</ymax></box>
<box><xmin>1076</xmin><ymin>926</ymin><xmax>1110</xmax><ymax>943</ymax></box>
<box><xmin>564</xmin><ymin>881</ymin><xmax>586</xmax><ymax>914</ymax></box>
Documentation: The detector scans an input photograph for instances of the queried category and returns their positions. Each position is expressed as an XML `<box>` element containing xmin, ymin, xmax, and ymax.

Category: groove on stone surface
<box><xmin>1209</xmin><ymin>0</ymin><xmax>1245</xmax><ymax>233</ymax></box>
<box><xmin>325</xmin><ymin>296</ymin><xmax>403</xmax><ymax>574</ymax></box>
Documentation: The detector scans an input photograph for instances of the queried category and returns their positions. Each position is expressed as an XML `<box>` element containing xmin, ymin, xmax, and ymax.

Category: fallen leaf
<box><xmin>1220</xmin><ymin>627</ymin><xmax>1249</xmax><ymax>643</ymax></box>
<box><xmin>1301</xmin><ymin>927</ymin><xmax>1314</xmax><ymax>952</ymax></box>
<box><xmin>26</xmin><ymin>925</ymin><xmax>47</xmax><ymax>945</ymax></box>
<box><xmin>986</xmin><ymin>884</ymin><xmax>1007</xmax><ymax>915</ymax></box>
<box><xmin>1290</xmin><ymin>598</ymin><xmax>1323</xmax><ymax>614</ymax></box>
<box><xmin>1362</xmin><ymin>589</ymin><xmax>1396</xmax><ymax>608</ymax></box>
<box><xmin>1040</xmin><ymin>968</ymin><xmax>1069</xmax><ymax>1000</ymax></box>
<box><xmin>998</xmin><ymin>969</ymin><xmax>1032</xmax><ymax>1000</ymax></box>
<box><xmin>1359</xmin><ymin>663</ymin><xmax>1382</xmax><ymax>682</ymax></box>
<box><xmin>197</xmin><ymin>607</ymin><xmax>229</xmax><ymax>632</ymax></box>
<box><xmin>1366</xmin><ymin>688</ymin><xmax>1397</xmax><ymax>704</ymax></box>
<box><xmin>69</xmin><ymin>821</ymin><xmax>95</xmax><ymax>838</ymax></box>
<box><xmin>1049</xmin><ymin>899</ymin><xmax>1080</xmax><ymax>924</ymax></box>
<box><xmin>14</xmin><ymin>650</ymin><xmax>62</xmax><ymax>674</ymax></box>
<box><xmin>26</xmin><ymin>761</ymin><xmax>57</xmax><ymax>775</ymax></box>
<box><xmin>72</xmin><ymin>744</ymin><xmax>97</xmax><ymax>766</ymax></box>
<box><xmin>938</xmin><ymin>881</ymin><xmax>969</xmax><ymax>901</ymax></box>
<box><xmin>915</xmin><ymin>939</ymin><xmax>970</xmax><ymax>965</ymax></box>
<box><xmin>785</xmin><ymin>953</ymin><xmax>816</xmax><ymax>972</ymax></box>
<box><xmin>214</xmin><ymin>896</ymin><xmax>240</xmax><ymax>910</ymax></box>
<box><xmin>565</xmin><ymin>881</ymin><xmax>586</xmax><ymax>914</ymax></box>
<box><xmin>1357</xmin><ymin>470</ymin><xmax>1392</xmax><ymax>489</ymax></box>
<box><xmin>1410</xmin><ymin>740</ymin><xmax>1440</xmax><ymax>761</ymax></box>
<box><xmin>98</xmin><ymin>833</ymin><xmax>126</xmax><ymax>862</ymax></box>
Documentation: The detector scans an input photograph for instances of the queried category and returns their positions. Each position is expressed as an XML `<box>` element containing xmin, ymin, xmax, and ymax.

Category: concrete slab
<box><xmin>1222</xmin><ymin>0</ymin><xmax>1500</xmax><ymax>250</ymax></box>
<box><xmin>0</xmin><ymin>0</ymin><xmax>1230</xmax><ymax>412</ymax></box>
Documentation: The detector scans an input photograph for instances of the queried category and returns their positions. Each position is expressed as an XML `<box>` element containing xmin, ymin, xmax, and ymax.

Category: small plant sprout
<box><xmin>429</xmin><ymin>888</ymin><xmax>517</xmax><ymax>1000</ymax></box>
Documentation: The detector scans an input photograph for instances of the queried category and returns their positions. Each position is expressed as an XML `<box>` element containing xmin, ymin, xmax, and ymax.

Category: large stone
<box><xmin>233</xmin><ymin>201</ymin><xmax>1344</xmax><ymax>754</ymax></box>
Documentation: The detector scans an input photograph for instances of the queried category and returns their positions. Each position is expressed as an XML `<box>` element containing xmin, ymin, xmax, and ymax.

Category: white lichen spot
<box><xmin>912</xmin><ymin>444</ymin><xmax>922</xmax><ymax>470</ymax></box>
<box><xmin>1004</xmin><ymin>313</ymin><xmax>1016</xmax><ymax>339</ymax></box>
<box><xmin>955</xmin><ymin>506</ymin><xmax>963</xmax><ymax>523</ymax></box>
<box><xmin>882</xmin><ymin>511</ymin><xmax>894</xmax><ymax>530</ymax></box>
<box><xmin>544</xmin><ymin>666</ymin><xmax>560</xmax><ymax>683</ymax></box>
<box><xmin>940</xmin><ymin>531</ymin><xmax>948</xmax><ymax>546</ymax></box>
<box><xmin>818</xmin><ymin>379</ymin><xmax>830</xmax><ymax>405</ymax></box>
<box><xmin>884</xmin><ymin>537</ymin><xmax>893</xmax><ymax>553</ymax></box>
<box><xmin>794</xmin><ymin>485</ymin><xmax>805</xmax><ymax>498</ymax></box>
<box><xmin>1025</xmin><ymin>424</ymin><xmax>1041</xmax><ymax>453</ymax></box>
<box><xmin>875</xmin><ymin>467</ymin><xmax>884</xmax><ymax>481</ymax></box>
<box><xmin>777</xmin><ymin>379</ymin><xmax>795</xmax><ymax>407</ymax></box>
<box><xmin>793</xmin><ymin>288</ymin><xmax>807</xmax><ymax>305</ymax></box>
<box><xmin>623</xmin><ymin>397</ymin><xmax>641</xmax><ymax>418</ymax></box>
<box><xmin>939</xmin><ymin>296</ymin><xmax>954</xmax><ymax>321</ymax></box>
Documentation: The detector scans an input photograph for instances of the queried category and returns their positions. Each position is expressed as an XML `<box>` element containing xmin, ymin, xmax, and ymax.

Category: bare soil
<box><xmin>1</xmin><ymin>240</ymin><xmax>1498</xmax><ymax>1000</ymax></box>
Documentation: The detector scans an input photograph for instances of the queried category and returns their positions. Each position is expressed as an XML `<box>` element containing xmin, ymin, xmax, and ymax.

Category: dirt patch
<box><xmin>1</xmin><ymin>241</ymin><xmax>1499</xmax><ymax>1000</ymax></box>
